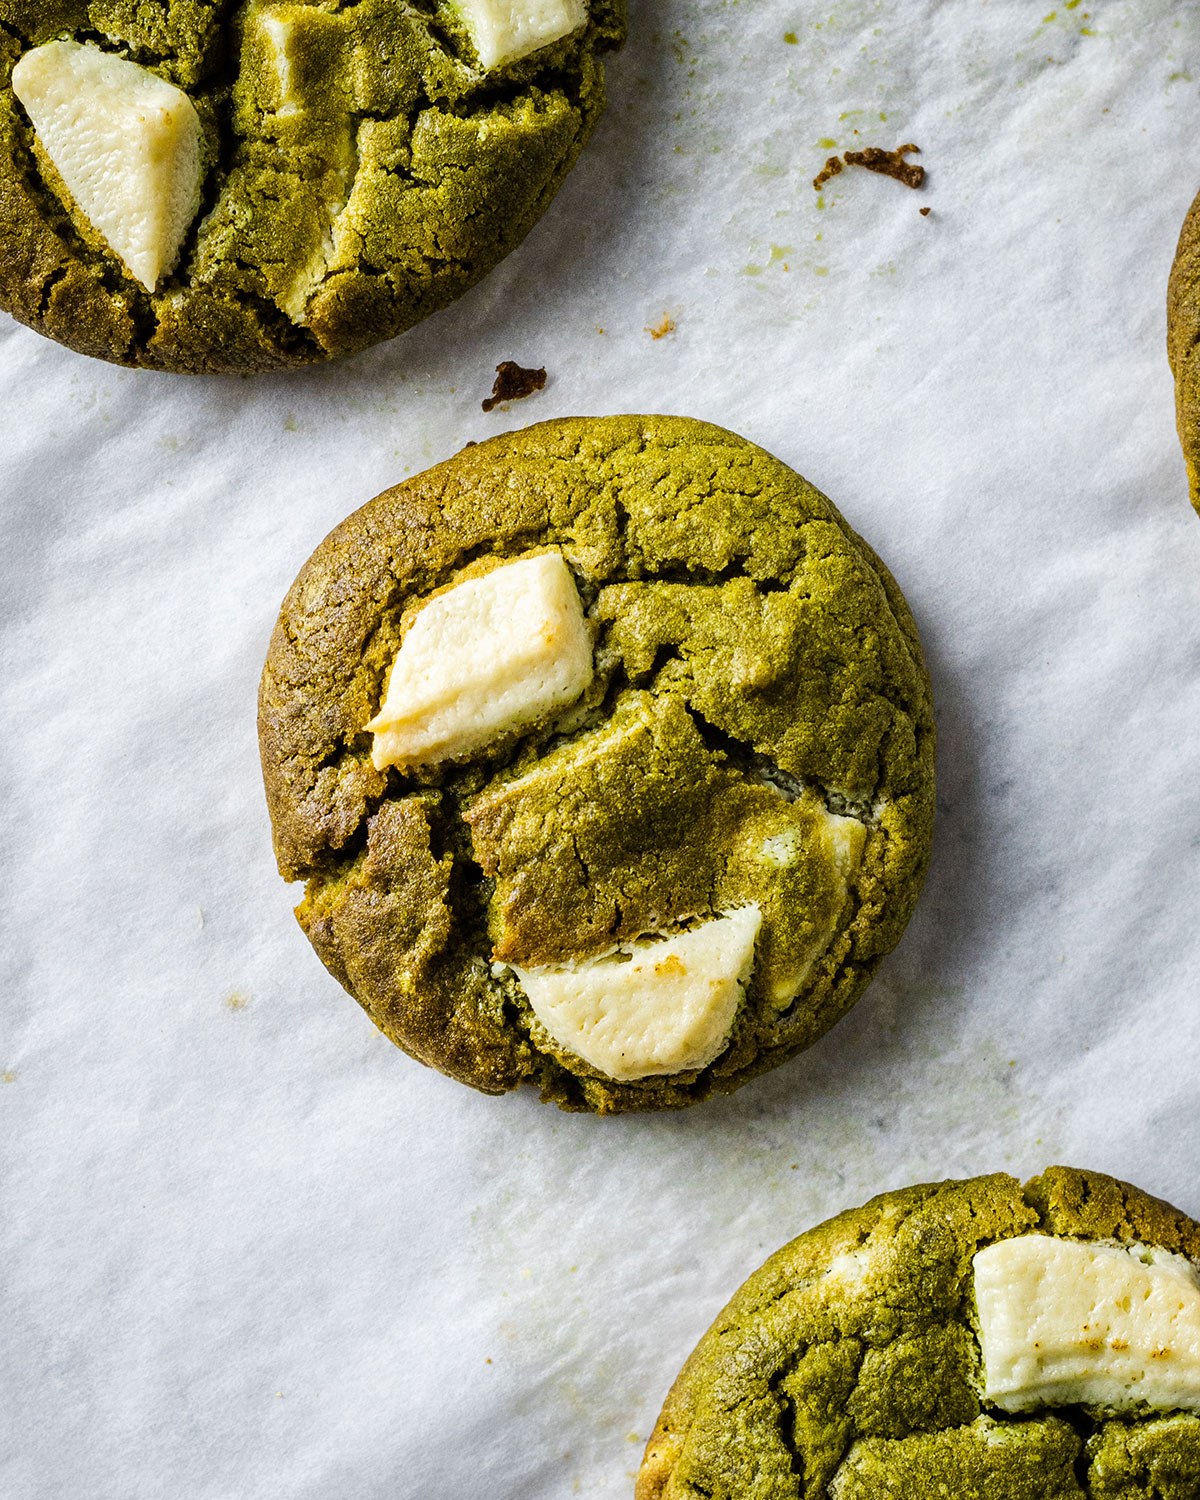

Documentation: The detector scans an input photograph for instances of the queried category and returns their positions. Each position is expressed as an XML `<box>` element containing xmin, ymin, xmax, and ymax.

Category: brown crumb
<box><xmin>812</xmin><ymin>156</ymin><xmax>844</xmax><ymax>191</ymax></box>
<box><xmin>920</xmin><ymin>206</ymin><xmax>931</xmax><ymax>216</ymax></box>
<box><xmin>843</xmin><ymin>143</ymin><xmax>924</xmax><ymax>189</ymax></box>
<box><xmin>481</xmin><ymin>361</ymin><xmax>546</xmax><ymax>412</ymax></box>
<box><xmin>646</xmin><ymin>314</ymin><xmax>676</xmax><ymax>340</ymax></box>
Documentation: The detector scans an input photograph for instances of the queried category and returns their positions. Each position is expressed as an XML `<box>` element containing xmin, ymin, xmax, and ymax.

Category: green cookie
<box><xmin>258</xmin><ymin>415</ymin><xmax>935</xmax><ymax>1113</ymax></box>
<box><xmin>0</xmin><ymin>0</ymin><xmax>624</xmax><ymax>371</ymax></box>
<box><xmin>638</xmin><ymin>1167</ymin><xmax>1200</xmax><ymax>1500</ymax></box>
<box><xmin>1168</xmin><ymin>184</ymin><xmax>1200</xmax><ymax>511</ymax></box>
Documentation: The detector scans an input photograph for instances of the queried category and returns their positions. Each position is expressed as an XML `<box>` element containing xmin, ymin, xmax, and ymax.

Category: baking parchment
<box><xmin>3</xmin><ymin>2</ymin><xmax>1200</xmax><ymax>1495</ymax></box>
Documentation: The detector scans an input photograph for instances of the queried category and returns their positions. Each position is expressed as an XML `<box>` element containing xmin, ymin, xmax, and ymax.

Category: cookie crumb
<box><xmin>814</xmin><ymin>143</ymin><xmax>924</xmax><ymax>192</ymax></box>
<box><xmin>843</xmin><ymin>143</ymin><xmax>924</xmax><ymax>189</ymax></box>
<box><xmin>920</xmin><ymin>205</ymin><xmax>931</xmax><ymax>216</ymax></box>
<box><xmin>646</xmin><ymin>314</ymin><xmax>676</xmax><ymax>340</ymax></box>
<box><xmin>482</xmin><ymin>361</ymin><xmax>547</xmax><ymax>412</ymax></box>
<box><xmin>812</xmin><ymin>156</ymin><xmax>844</xmax><ymax>191</ymax></box>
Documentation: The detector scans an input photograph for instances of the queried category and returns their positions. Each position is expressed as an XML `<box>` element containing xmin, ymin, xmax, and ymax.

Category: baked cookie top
<box><xmin>637</xmin><ymin>1166</ymin><xmax>1200</xmax><ymax>1500</ymax></box>
<box><xmin>258</xmin><ymin>415</ymin><xmax>935</xmax><ymax>1113</ymax></box>
<box><xmin>0</xmin><ymin>0</ymin><xmax>624</xmax><ymax>372</ymax></box>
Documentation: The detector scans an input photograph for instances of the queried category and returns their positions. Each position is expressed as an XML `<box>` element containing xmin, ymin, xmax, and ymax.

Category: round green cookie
<box><xmin>258</xmin><ymin>415</ymin><xmax>935</xmax><ymax>1113</ymax></box>
<box><xmin>0</xmin><ymin>0</ymin><xmax>624</xmax><ymax>372</ymax></box>
<box><xmin>638</xmin><ymin>1167</ymin><xmax>1200</xmax><ymax>1500</ymax></box>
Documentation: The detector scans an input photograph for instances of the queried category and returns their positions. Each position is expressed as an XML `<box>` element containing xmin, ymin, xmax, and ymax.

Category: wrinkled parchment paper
<box><xmin>4</xmin><ymin>3</ymin><xmax>1200</xmax><ymax>1495</ymax></box>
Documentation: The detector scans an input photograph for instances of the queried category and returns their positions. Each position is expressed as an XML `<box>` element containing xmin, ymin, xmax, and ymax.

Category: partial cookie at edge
<box><xmin>637</xmin><ymin>1166</ymin><xmax>1200</xmax><ymax>1500</ymax></box>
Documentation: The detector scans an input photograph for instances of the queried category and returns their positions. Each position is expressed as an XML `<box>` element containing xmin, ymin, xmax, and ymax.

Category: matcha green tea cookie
<box><xmin>638</xmin><ymin>1166</ymin><xmax>1200</xmax><ymax>1500</ymax></box>
<box><xmin>0</xmin><ymin>0</ymin><xmax>624</xmax><ymax>372</ymax></box>
<box><xmin>258</xmin><ymin>416</ymin><xmax>935</xmax><ymax>1112</ymax></box>
<box><xmin>1168</xmin><ymin>186</ymin><xmax>1200</xmax><ymax>510</ymax></box>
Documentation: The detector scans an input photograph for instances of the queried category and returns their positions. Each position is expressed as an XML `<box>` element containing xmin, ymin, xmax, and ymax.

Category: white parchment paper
<box><xmin>4</xmin><ymin>2</ymin><xmax>1200</xmax><ymax>1495</ymax></box>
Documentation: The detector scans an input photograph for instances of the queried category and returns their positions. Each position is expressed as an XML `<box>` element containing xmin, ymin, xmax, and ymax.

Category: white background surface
<box><xmin>3</xmin><ymin>2</ymin><xmax>1200</xmax><ymax>1495</ymax></box>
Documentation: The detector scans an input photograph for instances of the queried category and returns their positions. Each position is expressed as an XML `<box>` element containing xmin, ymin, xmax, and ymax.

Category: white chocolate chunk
<box><xmin>756</xmin><ymin>808</ymin><xmax>866</xmax><ymax>875</ymax></box>
<box><xmin>511</xmin><ymin>906</ymin><xmax>762</xmax><ymax>1081</ymax></box>
<box><xmin>240</xmin><ymin>4</ymin><xmax>355</xmax><ymax>320</ymax></box>
<box><xmin>824</xmin><ymin>809</ymin><xmax>869</xmax><ymax>873</ymax></box>
<box><xmin>368</xmin><ymin>553</ymin><xmax>593</xmax><ymax>770</ymax></box>
<box><xmin>764</xmin><ymin>808</ymin><xmax>867</xmax><ymax>1005</ymax></box>
<box><xmin>451</xmin><ymin>0</ymin><xmax>586</xmax><ymax>70</ymax></box>
<box><xmin>974</xmin><ymin>1236</ymin><xmax>1200</xmax><ymax>1413</ymax></box>
<box><xmin>826</xmin><ymin>1248</ymin><xmax>878</xmax><ymax>1287</ymax></box>
<box><xmin>256</xmin><ymin>12</ymin><xmax>302</xmax><ymax>115</ymax></box>
<box><xmin>12</xmin><ymin>41</ymin><xmax>202</xmax><ymax>292</ymax></box>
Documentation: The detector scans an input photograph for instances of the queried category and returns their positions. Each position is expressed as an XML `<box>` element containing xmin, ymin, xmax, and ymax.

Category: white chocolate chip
<box><xmin>974</xmin><ymin>1235</ymin><xmax>1200</xmax><ymax>1413</ymax></box>
<box><xmin>824</xmin><ymin>809</ymin><xmax>869</xmax><ymax>874</ymax></box>
<box><xmin>367</xmin><ymin>552</ymin><xmax>593</xmax><ymax>770</ymax></box>
<box><xmin>510</xmin><ymin>906</ymin><xmax>762</xmax><ymax>1082</ymax></box>
<box><xmin>765</xmin><ymin>807</ymin><xmax>867</xmax><ymax>1005</ymax></box>
<box><xmin>255</xmin><ymin>12</ymin><xmax>302</xmax><ymax>115</ymax></box>
<box><xmin>826</xmin><ymin>1248</ymin><xmax>878</xmax><ymax>1286</ymax></box>
<box><xmin>12</xmin><ymin>41</ymin><xmax>203</xmax><ymax>292</ymax></box>
<box><xmin>757</xmin><ymin>831</ymin><xmax>801</xmax><ymax>868</ymax></box>
<box><xmin>450</xmin><ymin>0</ymin><xmax>586</xmax><ymax>70</ymax></box>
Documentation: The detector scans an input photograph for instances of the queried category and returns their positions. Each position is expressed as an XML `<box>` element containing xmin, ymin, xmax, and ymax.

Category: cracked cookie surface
<box><xmin>637</xmin><ymin>1167</ymin><xmax>1200</xmax><ymax>1500</ymax></box>
<box><xmin>0</xmin><ymin>0</ymin><xmax>624</xmax><ymax>371</ymax></box>
<box><xmin>257</xmin><ymin>415</ymin><xmax>935</xmax><ymax>1112</ymax></box>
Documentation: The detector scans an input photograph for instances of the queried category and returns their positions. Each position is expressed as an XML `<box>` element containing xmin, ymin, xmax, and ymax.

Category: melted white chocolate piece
<box><xmin>451</xmin><ymin>0</ymin><xmax>586</xmax><ymax>70</ymax></box>
<box><xmin>762</xmin><ymin>808</ymin><xmax>867</xmax><ymax>1005</ymax></box>
<box><xmin>12</xmin><ymin>41</ymin><xmax>202</xmax><ymax>291</ymax></box>
<box><xmin>974</xmin><ymin>1235</ymin><xmax>1200</xmax><ymax>1412</ymax></box>
<box><xmin>368</xmin><ymin>553</ymin><xmax>593</xmax><ymax>770</ymax></box>
<box><xmin>511</xmin><ymin>906</ymin><xmax>762</xmax><ymax>1081</ymax></box>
